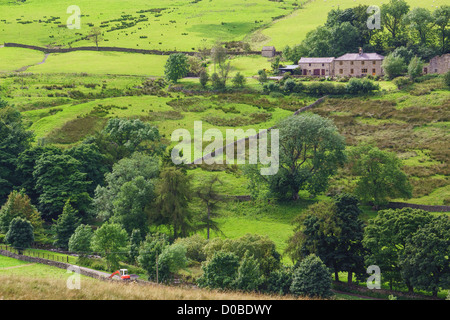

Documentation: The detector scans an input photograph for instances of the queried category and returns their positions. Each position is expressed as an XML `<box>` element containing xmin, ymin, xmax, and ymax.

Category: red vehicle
<box><xmin>109</xmin><ymin>269</ymin><xmax>131</xmax><ymax>280</ymax></box>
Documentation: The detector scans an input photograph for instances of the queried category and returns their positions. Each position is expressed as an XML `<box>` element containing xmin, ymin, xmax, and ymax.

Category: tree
<box><xmin>257</xmin><ymin>69</ymin><xmax>268</xmax><ymax>84</ymax></box>
<box><xmin>174</xmin><ymin>234</ymin><xmax>207</xmax><ymax>263</ymax></box>
<box><xmin>265</xmin><ymin>113</ymin><xmax>346</xmax><ymax>201</ymax></box>
<box><xmin>363</xmin><ymin>208</ymin><xmax>433</xmax><ymax>292</ymax></box>
<box><xmin>407</xmin><ymin>56</ymin><xmax>424</xmax><ymax>81</ymax></box>
<box><xmin>158</xmin><ymin>243</ymin><xmax>188</xmax><ymax>276</ymax></box>
<box><xmin>68</xmin><ymin>224</ymin><xmax>93</xmax><ymax>261</ymax></box>
<box><xmin>211</xmin><ymin>45</ymin><xmax>227</xmax><ymax>74</ymax></box>
<box><xmin>87</xmin><ymin>27</ymin><xmax>103</xmax><ymax>50</ymax></box>
<box><xmin>403</xmin><ymin>8</ymin><xmax>433</xmax><ymax>45</ymax></box>
<box><xmin>381</xmin><ymin>0</ymin><xmax>410</xmax><ymax>45</ymax></box>
<box><xmin>93</xmin><ymin>152</ymin><xmax>159</xmax><ymax>237</ymax></box>
<box><xmin>350</xmin><ymin>144</ymin><xmax>412</xmax><ymax>208</ymax></box>
<box><xmin>0</xmin><ymin>190</ymin><xmax>44</xmax><ymax>242</ymax></box>
<box><xmin>264</xmin><ymin>266</ymin><xmax>293</xmax><ymax>295</ymax></box>
<box><xmin>51</xmin><ymin>200</ymin><xmax>81</xmax><ymax>250</ymax></box>
<box><xmin>65</xmin><ymin>143</ymin><xmax>108</xmax><ymax>195</ymax></box>
<box><xmin>0</xmin><ymin>104</ymin><xmax>34</xmax><ymax>203</ymax></box>
<box><xmin>286</xmin><ymin>194</ymin><xmax>366</xmax><ymax>284</ymax></box>
<box><xmin>101</xmin><ymin>118</ymin><xmax>162</xmax><ymax>156</ymax></box>
<box><xmin>232</xmin><ymin>251</ymin><xmax>263</xmax><ymax>292</ymax></box>
<box><xmin>195</xmin><ymin>175</ymin><xmax>223</xmax><ymax>239</ymax></box>
<box><xmin>187</xmin><ymin>55</ymin><xmax>204</xmax><ymax>76</ymax></box>
<box><xmin>433</xmin><ymin>5</ymin><xmax>450</xmax><ymax>54</ymax></box>
<box><xmin>199</xmin><ymin>70</ymin><xmax>209</xmax><ymax>88</ymax></box>
<box><xmin>290</xmin><ymin>254</ymin><xmax>333</xmax><ymax>298</ymax></box>
<box><xmin>127</xmin><ymin>229</ymin><xmax>142</xmax><ymax>265</ymax></box>
<box><xmin>137</xmin><ymin>233</ymin><xmax>169</xmax><ymax>282</ymax></box>
<box><xmin>197</xmin><ymin>251</ymin><xmax>240</xmax><ymax>290</ymax></box>
<box><xmin>232</xmin><ymin>72</ymin><xmax>246</xmax><ymax>88</ymax></box>
<box><xmin>382</xmin><ymin>53</ymin><xmax>407</xmax><ymax>79</ymax></box>
<box><xmin>400</xmin><ymin>215</ymin><xmax>450</xmax><ymax>297</ymax></box>
<box><xmin>5</xmin><ymin>217</ymin><xmax>34</xmax><ymax>254</ymax></box>
<box><xmin>91</xmin><ymin>222</ymin><xmax>128</xmax><ymax>271</ymax></box>
<box><xmin>152</xmin><ymin>166</ymin><xmax>192</xmax><ymax>240</ymax></box>
<box><xmin>164</xmin><ymin>53</ymin><xmax>189</xmax><ymax>83</ymax></box>
<box><xmin>33</xmin><ymin>153</ymin><xmax>91</xmax><ymax>221</ymax></box>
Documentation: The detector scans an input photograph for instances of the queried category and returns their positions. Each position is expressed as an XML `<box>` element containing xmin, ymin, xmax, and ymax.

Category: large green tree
<box><xmin>350</xmin><ymin>144</ymin><xmax>412</xmax><ymax>208</ymax></box>
<box><xmin>381</xmin><ymin>0</ymin><xmax>410</xmax><ymax>46</ymax></box>
<box><xmin>51</xmin><ymin>200</ymin><xmax>81</xmax><ymax>250</ymax></box>
<box><xmin>0</xmin><ymin>104</ymin><xmax>34</xmax><ymax>203</ymax></box>
<box><xmin>195</xmin><ymin>175</ymin><xmax>222</xmax><ymax>239</ymax></box>
<box><xmin>363</xmin><ymin>207</ymin><xmax>433</xmax><ymax>292</ymax></box>
<box><xmin>33</xmin><ymin>153</ymin><xmax>91</xmax><ymax>221</ymax></box>
<box><xmin>91</xmin><ymin>222</ymin><xmax>128</xmax><ymax>271</ymax></box>
<box><xmin>152</xmin><ymin>166</ymin><xmax>192</xmax><ymax>240</ymax></box>
<box><xmin>400</xmin><ymin>215</ymin><xmax>450</xmax><ymax>297</ymax></box>
<box><xmin>433</xmin><ymin>5</ymin><xmax>450</xmax><ymax>54</ymax></box>
<box><xmin>5</xmin><ymin>217</ymin><xmax>34</xmax><ymax>254</ymax></box>
<box><xmin>164</xmin><ymin>53</ymin><xmax>189</xmax><ymax>83</ymax></box>
<box><xmin>264</xmin><ymin>113</ymin><xmax>346</xmax><ymax>201</ymax></box>
<box><xmin>93</xmin><ymin>152</ymin><xmax>159</xmax><ymax>237</ymax></box>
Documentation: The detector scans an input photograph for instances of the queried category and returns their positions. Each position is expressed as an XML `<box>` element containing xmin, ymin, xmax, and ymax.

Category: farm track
<box><xmin>0</xmin><ymin>263</ymin><xmax>35</xmax><ymax>270</ymax></box>
<box><xmin>15</xmin><ymin>53</ymin><xmax>50</xmax><ymax>72</ymax></box>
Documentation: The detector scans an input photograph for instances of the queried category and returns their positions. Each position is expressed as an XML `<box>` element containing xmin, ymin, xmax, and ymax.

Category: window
<box><xmin>322</xmin><ymin>63</ymin><xmax>324</xmax><ymax>66</ymax></box>
<box><xmin>350</xmin><ymin>61</ymin><xmax>354</xmax><ymax>65</ymax></box>
<box><xmin>339</xmin><ymin>61</ymin><xmax>343</xmax><ymax>65</ymax></box>
<box><xmin>339</xmin><ymin>69</ymin><xmax>343</xmax><ymax>74</ymax></box>
<box><xmin>361</xmin><ymin>61</ymin><xmax>365</xmax><ymax>65</ymax></box>
<box><xmin>350</xmin><ymin>69</ymin><xmax>354</xmax><ymax>74</ymax></box>
<box><xmin>372</xmin><ymin>68</ymin><xmax>376</xmax><ymax>74</ymax></box>
<box><xmin>362</xmin><ymin>68</ymin><xmax>368</xmax><ymax>73</ymax></box>
<box><xmin>373</xmin><ymin>61</ymin><xmax>376</xmax><ymax>65</ymax></box>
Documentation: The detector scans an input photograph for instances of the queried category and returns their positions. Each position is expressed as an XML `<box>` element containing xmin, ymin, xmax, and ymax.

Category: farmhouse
<box><xmin>298</xmin><ymin>57</ymin><xmax>335</xmax><ymax>77</ymax></box>
<box><xmin>423</xmin><ymin>54</ymin><xmax>450</xmax><ymax>75</ymax></box>
<box><xmin>279</xmin><ymin>48</ymin><xmax>385</xmax><ymax>78</ymax></box>
<box><xmin>334</xmin><ymin>48</ymin><xmax>384</xmax><ymax>77</ymax></box>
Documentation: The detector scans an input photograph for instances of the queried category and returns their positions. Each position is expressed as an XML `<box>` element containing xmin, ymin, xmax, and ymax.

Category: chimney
<box><xmin>359</xmin><ymin>47</ymin><xmax>363</xmax><ymax>55</ymax></box>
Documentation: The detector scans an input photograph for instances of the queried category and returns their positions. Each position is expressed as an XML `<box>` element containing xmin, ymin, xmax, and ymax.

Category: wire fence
<box><xmin>0</xmin><ymin>244</ymin><xmax>72</xmax><ymax>263</ymax></box>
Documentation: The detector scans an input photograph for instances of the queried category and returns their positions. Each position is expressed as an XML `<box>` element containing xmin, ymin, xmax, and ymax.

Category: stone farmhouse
<box><xmin>280</xmin><ymin>48</ymin><xmax>385</xmax><ymax>78</ymax></box>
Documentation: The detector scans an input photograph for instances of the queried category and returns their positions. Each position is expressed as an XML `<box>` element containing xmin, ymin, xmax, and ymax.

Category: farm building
<box><xmin>334</xmin><ymin>48</ymin><xmax>384</xmax><ymax>77</ymax></box>
<box><xmin>423</xmin><ymin>54</ymin><xmax>450</xmax><ymax>74</ymax></box>
<box><xmin>278</xmin><ymin>65</ymin><xmax>300</xmax><ymax>74</ymax></box>
<box><xmin>298</xmin><ymin>57</ymin><xmax>335</xmax><ymax>77</ymax></box>
<box><xmin>262</xmin><ymin>46</ymin><xmax>276</xmax><ymax>58</ymax></box>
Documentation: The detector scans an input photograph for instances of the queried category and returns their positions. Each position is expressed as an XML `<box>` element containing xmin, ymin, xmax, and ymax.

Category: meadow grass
<box><xmin>0</xmin><ymin>47</ymin><xmax>46</xmax><ymax>72</ymax></box>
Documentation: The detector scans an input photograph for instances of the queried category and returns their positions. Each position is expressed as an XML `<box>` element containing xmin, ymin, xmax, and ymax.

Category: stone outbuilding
<box><xmin>262</xmin><ymin>46</ymin><xmax>276</xmax><ymax>58</ymax></box>
<box><xmin>334</xmin><ymin>48</ymin><xmax>384</xmax><ymax>77</ymax></box>
<box><xmin>423</xmin><ymin>54</ymin><xmax>450</xmax><ymax>75</ymax></box>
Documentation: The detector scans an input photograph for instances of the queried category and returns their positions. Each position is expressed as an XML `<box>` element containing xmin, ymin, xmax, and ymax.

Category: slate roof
<box><xmin>335</xmin><ymin>53</ymin><xmax>384</xmax><ymax>61</ymax></box>
<box><xmin>298</xmin><ymin>57</ymin><xmax>335</xmax><ymax>64</ymax></box>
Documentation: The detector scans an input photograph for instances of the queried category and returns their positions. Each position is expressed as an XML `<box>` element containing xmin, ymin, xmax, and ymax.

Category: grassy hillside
<box><xmin>0</xmin><ymin>255</ymin><xmax>309</xmax><ymax>300</ymax></box>
<box><xmin>249</xmin><ymin>0</ymin><xmax>448</xmax><ymax>50</ymax></box>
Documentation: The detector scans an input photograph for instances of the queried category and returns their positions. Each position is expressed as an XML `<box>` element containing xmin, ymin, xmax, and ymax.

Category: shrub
<box><xmin>174</xmin><ymin>234</ymin><xmax>207</xmax><ymax>262</ymax></box>
<box><xmin>345</xmin><ymin>78</ymin><xmax>380</xmax><ymax>94</ymax></box>
<box><xmin>158</xmin><ymin>243</ymin><xmax>188</xmax><ymax>274</ymax></box>
<box><xmin>444</xmin><ymin>71</ymin><xmax>450</xmax><ymax>87</ymax></box>
<box><xmin>232</xmin><ymin>72</ymin><xmax>246</xmax><ymax>88</ymax></box>
<box><xmin>199</xmin><ymin>70</ymin><xmax>209</xmax><ymax>88</ymax></box>
<box><xmin>232</xmin><ymin>252</ymin><xmax>262</xmax><ymax>292</ymax></box>
<box><xmin>407</xmin><ymin>56</ymin><xmax>424</xmax><ymax>81</ymax></box>
<box><xmin>264</xmin><ymin>266</ymin><xmax>293</xmax><ymax>295</ymax></box>
<box><xmin>197</xmin><ymin>251</ymin><xmax>240</xmax><ymax>289</ymax></box>
<box><xmin>393</xmin><ymin>76</ymin><xmax>413</xmax><ymax>89</ymax></box>
<box><xmin>382</xmin><ymin>53</ymin><xmax>407</xmax><ymax>79</ymax></box>
<box><xmin>290</xmin><ymin>254</ymin><xmax>332</xmax><ymax>298</ymax></box>
<box><xmin>5</xmin><ymin>217</ymin><xmax>34</xmax><ymax>254</ymax></box>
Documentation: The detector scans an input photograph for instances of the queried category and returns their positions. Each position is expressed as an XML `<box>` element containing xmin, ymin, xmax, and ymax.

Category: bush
<box><xmin>290</xmin><ymin>254</ymin><xmax>333</xmax><ymax>298</ymax></box>
<box><xmin>232</xmin><ymin>72</ymin><xmax>246</xmax><ymax>88</ymax></box>
<box><xmin>444</xmin><ymin>71</ymin><xmax>450</xmax><ymax>87</ymax></box>
<box><xmin>345</xmin><ymin>78</ymin><xmax>380</xmax><ymax>94</ymax></box>
<box><xmin>393</xmin><ymin>76</ymin><xmax>413</xmax><ymax>89</ymax></box>
<box><xmin>199</xmin><ymin>70</ymin><xmax>209</xmax><ymax>88</ymax></box>
<box><xmin>232</xmin><ymin>251</ymin><xmax>263</xmax><ymax>292</ymax></box>
<box><xmin>174</xmin><ymin>234</ymin><xmax>207</xmax><ymax>262</ymax></box>
<box><xmin>382</xmin><ymin>53</ymin><xmax>407</xmax><ymax>79</ymax></box>
<box><xmin>264</xmin><ymin>266</ymin><xmax>293</xmax><ymax>295</ymax></box>
<box><xmin>5</xmin><ymin>217</ymin><xmax>34</xmax><ymax>254</ymax></box>
<box><xmin>197</xmin><ymin>251</ymin><xmax>240</xmax><ymax>289</ymax></box>
<box><xmin>407</xmin><ymin>56</ymin><xmax>424</xmax><ymax>81</ymax></box>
